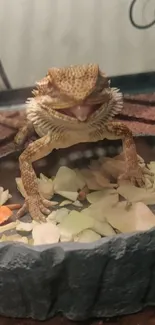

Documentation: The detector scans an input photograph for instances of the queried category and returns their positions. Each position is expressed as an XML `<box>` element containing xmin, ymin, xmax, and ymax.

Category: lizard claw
<box><xmin>17</xmin><ymin>194</ymin><xmax>52</xmax><ymax>222</ymax></box>
<box><xmin>118</xmin><ymin>164</ymin><xmax>154</xmax><ymax>188</ymax></box>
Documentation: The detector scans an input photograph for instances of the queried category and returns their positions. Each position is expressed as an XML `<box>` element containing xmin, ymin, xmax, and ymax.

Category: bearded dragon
<box><xmin>11</xmin><ymin>63</ymin><xmax>152</xmax><ymax>221</ymax></box>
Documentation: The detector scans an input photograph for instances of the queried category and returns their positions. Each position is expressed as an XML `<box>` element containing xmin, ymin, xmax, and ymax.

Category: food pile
<box><xmin>1</xmin><ymin>154</ymin><xmax>155</xmax><ymax>245</ymax></box>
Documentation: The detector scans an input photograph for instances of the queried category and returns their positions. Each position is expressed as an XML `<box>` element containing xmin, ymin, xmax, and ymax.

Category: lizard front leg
<box><xmin>14</xmin><ymin>122</ymin><xmax>34</xmax><ymax>146</ymax></box>
<box><xmin>0</xmin><ymin>113</ymin><xmax>34</xmax><ymax>146</ymax></box>
<box><xmin>0</xmin><ymin>114</ymin><xmax>23</xmax><ymax>129</ymax></box>
<box><xmin>17</xmin><ymin>132</ymin><xmax>60</xmax><ymax>222</ymax></box>
<box><xmin>104</xmin><ymin>121</ymin><xmax>152</xmax><ymax>187</ymax></box>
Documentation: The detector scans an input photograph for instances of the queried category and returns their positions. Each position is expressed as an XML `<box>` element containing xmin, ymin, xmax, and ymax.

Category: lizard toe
<box><xmin>31</xmin><ymin>211</ymin><xmax>46</xmax><ymax>223</ymax></box>
<box><xmin>16</xmin><ymin>202</ymin><xmax>28</xmax><ymax>219</ymax></box>
<box><xmin>134</xmin><ymin>176</ymin><xmax>145</xmax><ymax>188</ymax></box>
<box><xmin>26</xmin><ymin>194</ymin><xmax>51</xmax><ymax>222</ymax></box>
<box><xmin>118</xmin><ymin>167</ymin><xmax>146</xmax><ymax>188</ymax></box>
<box><xmin>42</xmin><ymin>198</ymin><xmax>56</xmax><ymax>208</ymax></box>
<box><xmin>143</xmin><ymin>167</ymin><xmax>154</xmax><ymax>177</ymax></box>
<box><xmin>16</xmin><ymin>195</ymin><xmax>54</xmax><ymax>221</ymax></box>
<box><xmin>40</xmin><ymin>205</ymin><xmax>51</xmax><ymax>215</ymax></box>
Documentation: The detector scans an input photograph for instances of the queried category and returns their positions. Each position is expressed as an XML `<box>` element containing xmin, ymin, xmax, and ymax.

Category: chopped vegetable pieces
<box><xmin>0</xmin><ymin>187</ymin><xmax>12</xmax><ymax>206</ymax></box>
<box><xmin>0</xmin><ymin>206</ymin><xmax>12</xmax><ymax>224</ymax></box>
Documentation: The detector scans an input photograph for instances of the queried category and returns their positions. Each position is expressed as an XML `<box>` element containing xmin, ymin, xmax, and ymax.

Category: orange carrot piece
<box><xmin>5</xmin><ymin>204</ymin><xmax>22</xmax><ymax>210</ymax></box>
<box><xmin>0</xmin><ymin>206</ymin><xmax>13</xmax><ymax>224</ymax></box>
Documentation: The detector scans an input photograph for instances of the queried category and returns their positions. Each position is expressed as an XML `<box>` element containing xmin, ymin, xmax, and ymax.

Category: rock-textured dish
<box><xmin>0</xmin><ymin>228</ymin><xmax>155</xmax><ymax>321</ymax></box>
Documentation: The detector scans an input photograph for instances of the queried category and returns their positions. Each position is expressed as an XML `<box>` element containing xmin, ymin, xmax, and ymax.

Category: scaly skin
<box><xmin>13</xmin><ymin>63</ymin><xmax>152</xmax><ymax>221</ymax></box>
<box><xmin>0</xmin><ymin>114</ymin><xmax>22</xmax><ymax>129</ymax></box>
<box><xmin>0</xmin><ymin>112</ymin><xmax>34</xmax><ymax>146</ymax></box>
<box><xmin>14</xmin><ymin>122</ymin><xmax>34</xmax><ymax>146</ymax></box>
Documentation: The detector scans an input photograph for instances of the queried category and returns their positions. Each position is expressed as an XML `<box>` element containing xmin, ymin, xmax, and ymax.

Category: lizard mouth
<box><xmin>58</xmin><ymin>105</ymin><xmax>99</xmax><ymax>122</ymax></box>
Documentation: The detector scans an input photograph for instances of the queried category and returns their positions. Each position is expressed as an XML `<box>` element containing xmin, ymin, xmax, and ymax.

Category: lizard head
<box><xmin>33</xmin><ymin>64</ymin><xmax>122</xmax><ymax>123</ymax></box>
<box><xmin>49</xmin><ymin>63</ymin><xmax>99</xmax><ymax>101</ymax></box>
